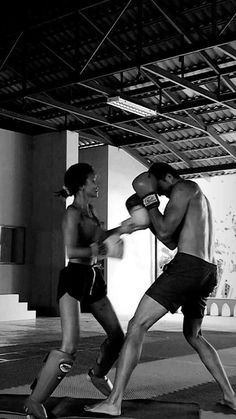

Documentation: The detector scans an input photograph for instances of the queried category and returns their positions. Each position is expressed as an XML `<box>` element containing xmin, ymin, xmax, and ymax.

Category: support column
<box><xmin>30</xmin><ymin>131</ymin><xmax>78</xmax><ymax>315</ymax></box>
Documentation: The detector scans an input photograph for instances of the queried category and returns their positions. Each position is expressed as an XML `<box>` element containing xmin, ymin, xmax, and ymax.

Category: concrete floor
<box><xmin>0</xmin><ymin>313</ymin><xmax>235</xmax><ymax>418</ymax></box>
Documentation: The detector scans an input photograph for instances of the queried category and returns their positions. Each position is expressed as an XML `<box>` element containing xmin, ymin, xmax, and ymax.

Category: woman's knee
<box><xmin>61</xmin><ymin>336</ymin><xmax>78</xmax><ymax>354</ymax></box>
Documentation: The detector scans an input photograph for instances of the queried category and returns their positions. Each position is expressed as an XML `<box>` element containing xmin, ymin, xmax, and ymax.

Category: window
<box><xmin>0</xmin><ymin>226</ymin><xmax>25</xmax><ymax>264</ymax></box>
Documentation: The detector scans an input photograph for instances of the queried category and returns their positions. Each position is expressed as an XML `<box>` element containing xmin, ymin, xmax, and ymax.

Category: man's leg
<box><xmin>85</xmin><ymin>294</ymin><xmax>168</xmax><ymax>416</ymax></box>
<box><xmin>183</xmin><ymin>316</ymin><xmax>236</xmax><ymax>410</ymax></box>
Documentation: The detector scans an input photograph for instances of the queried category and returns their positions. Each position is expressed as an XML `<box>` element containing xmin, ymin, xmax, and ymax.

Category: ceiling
<box><xmin>1</xmin><ymin>0</ymin><xmax>236</xmax><ymax>178</ymax></box>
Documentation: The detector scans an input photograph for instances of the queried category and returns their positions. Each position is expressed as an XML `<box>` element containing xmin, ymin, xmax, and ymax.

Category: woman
<box><xmin>24</xmin><ymin>163</ymin><xmax>125</xmax><ymax>419</ymax></box>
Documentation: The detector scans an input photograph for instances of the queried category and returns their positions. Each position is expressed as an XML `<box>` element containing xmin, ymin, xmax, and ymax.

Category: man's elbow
<box><xmin>158</xmin><ymin>231</ymin><xmax>177</xmax><ymax>250</ymax></box>
<box><xmin>158</xmin><ymin>229</ymin><xmax>171</xmax><ymax>242</ymax></box>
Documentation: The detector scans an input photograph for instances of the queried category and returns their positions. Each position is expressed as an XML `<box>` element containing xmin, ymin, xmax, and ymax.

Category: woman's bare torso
<box><xmin>69</xmin><ymin>206</ymin><xmax>103</xmax><ymax>264</ymax></box>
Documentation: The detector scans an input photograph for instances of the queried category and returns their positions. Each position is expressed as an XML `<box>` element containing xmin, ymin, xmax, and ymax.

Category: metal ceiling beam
<box><xmin>178</xmin><ymin>162</ymin><xmax>236</xmax><ymax>176</ymax></box>
<box><xmin>78</xmin><ymin>79</ymin><xmax>236</xmax><ymax>162</ymax></box>
<box><xmin>136</xmin><ymin>120</ymin><xmax>193</xmax><ymax>166</ymax></box>
<box><xmin>1</xmin><ymin>46</ymin><xmax>236</xmax><ymax>106</ymax></box>
<box><xmin>140</xmin><ymin>66</ymin><xmax>236</xmax><ymax>158</ymax></box>
<box><xmin>80</xmin><ymin>79</ymin><xmax>208</xmax><ymax>132</ymax></box>
<box><xmin>161</xmin><ymin>91</ymin><xmax>236</xmax><ymax>113</ymax></box>
<box><xmin>0</xmin><ymin>32</ymin><xmax>23</xmax><ymax>72</ymax></box>
<box><xmin>40</xmin><ymin>42</ymin><xmax>75</xmax><ymax>71</ymax></box>
<box><xmin>79</xmin><ymin>11</ymin><xmax>132</xmax><ymax>62</ymax></box>
<box><xmin>219</xmin><ymin>9</ymin><xmax>236</xmax><ymax>36</ymax></box>
<box><xmin>79</xmin><ymin>0</ymin><xmax>133</xmax><ymax>75</ymax></box>
<box><xmin>0</xmin><ymin>107</ymin><xmax>58</xmax><ymax>130</ymax></box>
<box><xmin>218</xmin><ymin>44</ymin><xmax>236</xmax><ymax>60</ymax></box>
<box><xmin>140</xmin><ymin>67</ymin><xmax>207</xmax><ymax>131</ymax></box>
<box><xmin>25</xmin><ymin>93</ymin><xmax>191</xmax><ymax>166</ymax></box>
<box><xmin>142</xmin><ymin>64</ymin><xmax>236</xmax><ymax>111</ymax></box>
<box><xmin>90</xmin><ymin>127</ymin><xmax>114</xmax><ymax>146</ymax></box>
<box><xmin>149</xmin><ymin>0</ymin><xmax>235</xmax><ymax>91</ymax></box>
<box><xmin>142</xmin><ymin>66</ymin><xmax>236</xmax><ymax>158</ymax></box>
<box><xmin>206</xmin><ymin>125</ymin><xmax>236</xmax><ymax>158</ymax></box>
<box><xmin>24</xmin><ymin>93</ymin><xmax>162</xmax><ymax>138</ymax></box>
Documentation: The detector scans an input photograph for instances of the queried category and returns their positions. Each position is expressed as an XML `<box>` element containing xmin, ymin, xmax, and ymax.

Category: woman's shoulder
<box><xmin>65</xmin><ymin>204</ymin><xmax>82</xmax><ymax>222</ymax></box>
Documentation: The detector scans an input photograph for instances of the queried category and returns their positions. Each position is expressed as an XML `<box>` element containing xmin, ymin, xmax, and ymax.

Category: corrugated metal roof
<box><xmin>0</xmin><ymin>0</ymin><xmax>236</xmax><ymax>177</ymax></box>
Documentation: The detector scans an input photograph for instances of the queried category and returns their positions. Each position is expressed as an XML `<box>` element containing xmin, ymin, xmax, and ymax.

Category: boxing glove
<box><xmin>132</xmin><ymin>172</ymin><xmax>160</xmax><ymax>210</ymax></box>
<box><xmin>125</xmin><ymin>194</ymin><xmax>150</xmax><ymax>228</ymax></box>
<box><xmin>91</xmin><ymin>234</ymin><xmax>124</xmax><ymax>260</ymax></box>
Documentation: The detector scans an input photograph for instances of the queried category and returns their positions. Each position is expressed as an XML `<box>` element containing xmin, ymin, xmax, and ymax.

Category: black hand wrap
<box><xmin>125</xmin><ymin>193</ymin><xmax>143</xmax><ymax>214</ymax></box>
<box><xmin>142</xmin><ymin>193</ymin><xmax>160</xmax><ymax>210</ymax></box>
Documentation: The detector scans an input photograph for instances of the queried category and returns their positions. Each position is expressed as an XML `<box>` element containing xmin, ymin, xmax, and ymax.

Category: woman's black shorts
<box><xmin>57</xmin><ymin>262</ymin><xmax>107</xmax><ymax>304</ymax></box>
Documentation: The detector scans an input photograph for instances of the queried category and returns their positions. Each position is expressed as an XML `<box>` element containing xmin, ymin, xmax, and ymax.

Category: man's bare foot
<box><xmin>219</xmin><ymin>395</ymin><xmax>236</xmax><ymax>411</ymax></box>
<box><xmin>84</xmin><ymin>400</ymin><xmax>121</xmax><ymax>417</ymax></box>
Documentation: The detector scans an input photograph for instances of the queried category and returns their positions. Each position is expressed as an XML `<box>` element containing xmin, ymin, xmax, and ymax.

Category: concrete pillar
<box><xmin>30</xmin><ymin>131</ymin><xmax>78</xmax><ymax>315</ymax></box>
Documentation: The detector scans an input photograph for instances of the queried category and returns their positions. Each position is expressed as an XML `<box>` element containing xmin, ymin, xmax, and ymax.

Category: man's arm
<box><xmin>147</xmin><ymin>182</ymin><xmax>191</xmax><ymax>245</ymax></box>
<box><xmin>148</xmin><ymin>222</ymin><xmax>178</xmax><ymax>250</ymax></box>
<box><xmin>132</xmin><ymin>173</ymin><xmax>195</xmax><ymax>249</ymax></box>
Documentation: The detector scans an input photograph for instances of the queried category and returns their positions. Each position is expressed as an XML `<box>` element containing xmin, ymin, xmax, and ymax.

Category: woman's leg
<box><xmin>60</xmin><ymin>292</ymin><xmax>80</xmax><ymax>354</ymax></box>
<box><xmin>85</xmin><ymin>294</ymin><xmax>168</xmax><ymax>415</ymax></box>
<box><xmin>87</xmin><ymin>296</ymin><xmax>124</xmax><ymax>396</ymax></box>
<box><xmin>24</xmin><ymin>293</ymin><xmax>79</xmax><ymax>419</ymax></box>
<box><xmin>90</xmin><ymin>296</ymin><xmax>124</xmax><ymax>377</ymax></box>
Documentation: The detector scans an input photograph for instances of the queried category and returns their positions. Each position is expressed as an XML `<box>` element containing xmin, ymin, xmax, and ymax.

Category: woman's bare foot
<box><xmin>84</xmin><ymin>399</ymin><xmax>121</xmax><ymax>416</ymax></box>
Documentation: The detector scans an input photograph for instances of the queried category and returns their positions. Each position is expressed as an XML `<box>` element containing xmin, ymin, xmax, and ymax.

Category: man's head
<box><xmin>148</xmin><ymin>162</ymin><xmax>180</xmax><ymax>197</ymax></box>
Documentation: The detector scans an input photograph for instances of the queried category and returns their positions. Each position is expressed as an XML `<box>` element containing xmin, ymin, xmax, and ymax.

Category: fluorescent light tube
<box><xmin>107</xmin><ymin>96</ymin><xmax>157</xmax><ymax>117</ymax></box>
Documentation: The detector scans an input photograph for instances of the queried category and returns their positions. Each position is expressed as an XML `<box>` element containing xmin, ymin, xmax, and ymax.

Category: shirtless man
<box><xmin>85</xmin><ymin>162</ymin><xmax>236</xmax><ymax>416</ymax></box>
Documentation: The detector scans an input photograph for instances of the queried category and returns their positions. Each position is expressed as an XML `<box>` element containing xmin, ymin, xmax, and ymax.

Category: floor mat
<box><xmin>0</xmin><ymin>395</ymin><xmax>199</xmax><ymax>418</ymax></box>
<box><xmin>154</xmin><ymin>375</ymin><xmax>236</xmax><ymax>416</ymax></box>
<box><xmin>1</xmin><ymin>331</ymin><xmax>236</xmax><ymax>390</ymax></box>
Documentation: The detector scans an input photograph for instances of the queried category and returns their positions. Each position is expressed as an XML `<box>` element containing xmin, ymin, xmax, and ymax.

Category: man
<box><xmin>85</xmin><ymin>162</ymin><xmax>236</xmax><ymax>416</ymax></box>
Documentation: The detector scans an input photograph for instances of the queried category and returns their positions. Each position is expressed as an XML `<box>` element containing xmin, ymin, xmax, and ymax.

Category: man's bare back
<box><xmin>175</xmin><ymin>180</ymin><xmax>215</xmax><ymax>263</ymax></box>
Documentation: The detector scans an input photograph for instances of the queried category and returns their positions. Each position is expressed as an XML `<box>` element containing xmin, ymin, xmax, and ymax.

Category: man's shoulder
<box><xmin>174</xmin><ymin>179</ymin><xmax>199</xmax><ymax>193</ymax></box>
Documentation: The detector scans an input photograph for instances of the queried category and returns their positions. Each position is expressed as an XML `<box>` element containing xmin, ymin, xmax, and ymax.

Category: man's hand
<box><xmin>132</xmin><ymin>172</ymin><xmax>155</xmax><ymax>198</ymax></box>
<box><xmin>132</xmin><ymin>172</ymin><xmax>160</xmax><ymax>210</ymax></box>
<box><xmin>125</xmin><ymin>193</ymin><xmax>150</xmax><ymax>229</ymax></box>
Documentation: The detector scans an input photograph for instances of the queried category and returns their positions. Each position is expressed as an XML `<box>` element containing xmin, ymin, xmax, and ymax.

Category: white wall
<box><xmin>107</xmin><ymin>147</ymin><xmax>155</xmax><ymax>317</ymax></box>
<box><xmin>0</xmin><ymin>128</ymin><xmax>32</xmax><ymax>298</ymax></box>
<box><xmin>80</xmin><ymin>145</ymin><xmax>155</xmax><ymax>317</ymax></box>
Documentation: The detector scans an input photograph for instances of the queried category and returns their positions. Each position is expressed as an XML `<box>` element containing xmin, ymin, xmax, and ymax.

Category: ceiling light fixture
<box><xmin>107</xmin><ymin>96</ymin><xmax>157</xmax><ymax>118</ymax></box>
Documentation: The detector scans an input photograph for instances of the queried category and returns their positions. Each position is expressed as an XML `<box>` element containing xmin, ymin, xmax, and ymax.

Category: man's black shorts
<box><xmin>145</xmin><ymin>253</ymin><xmax>217</xmax><ymax>318</ymax></box>
<box><xmin>57</xmin><ymin>262</ymin><xmax>107</xmax><ymax>305</ymax></box>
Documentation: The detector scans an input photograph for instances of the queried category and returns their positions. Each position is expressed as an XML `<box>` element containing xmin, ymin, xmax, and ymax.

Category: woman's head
<box><xmin>57</xmin><ymin>163</ymin><xmax>97</xmax><ymax>198</ymax></box>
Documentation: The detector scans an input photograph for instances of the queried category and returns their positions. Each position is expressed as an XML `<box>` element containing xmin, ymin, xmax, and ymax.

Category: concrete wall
<box><xmin>80</xmin><ymin>146</ymin><xmax>108</xmax><ymax>225</ymax></box>
<box><xmin>30</xmin><ymin>131</ymin><xmax>78</xmax><ymax>314</ymax></box>
<box><xmin>0</xmin><ymin>132</ymin><xmax>152</xmax><ymax>318</ymax></box>
<box><xmin>0</xmin><ymin>128</ymin><xmax>32</xmax><ymax>299</ymax></box>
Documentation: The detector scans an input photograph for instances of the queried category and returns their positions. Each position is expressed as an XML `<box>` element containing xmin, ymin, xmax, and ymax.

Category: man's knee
<box><xmin>183</xmin><ymin>328</ymin><xmax>201</xmax><ymax>346</ymax></box>
<box><xmin>127</xmin><ymin>316</ymin><xmax>148</xmax><ymax>338</ymax></box>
